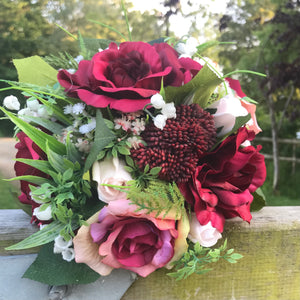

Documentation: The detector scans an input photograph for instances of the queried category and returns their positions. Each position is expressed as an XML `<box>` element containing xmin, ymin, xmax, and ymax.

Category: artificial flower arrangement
<box><xmin>0</xmin><ymin>14</ymin><xmax>266</xmax><ymax>286</ymax></box>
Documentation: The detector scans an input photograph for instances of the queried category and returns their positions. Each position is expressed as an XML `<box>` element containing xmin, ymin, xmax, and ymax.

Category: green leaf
<box><xmin>66</xmin><ymin>133</ymin><xmax>82</xmax><ymax>164</ymax></box>
<box><xmin>230</xmin><ymin>253</ymin><xmax>243</xmax><ymax>260</ymax></box>
<box><xmin>23</xmin><ymin>242</ymin><xmax>100</xmax><ymax>285</ymax></box>
<box><xmin>117</xmin><ymin>145</ymin><xmax>131</xmax><ymax>155</ymax></box>
<box><xmin>46</xmin><ymin>142</ymin><xmax>68</xmax><ymax>174</ymax></box>
<box><xmin>147</xmin><ymin>37</ymin><xmax>165</xmax><ymax>45</ymax></box>
<box><xmin>84</xmin><ymin>109</ymin><xmax>115</xmax><ymax>173</ymax></box>
<box><xmin>5</xmin><ymin>221</ymin><xmax>66</xmax><ymax>250</ymax></box>
<box><xmin>0</xmin><ymin>107</ymin><xmax>66</xmax><ymax>156</ymax></box>
<box><xmin>13</xmin><ymin>56</ymin><xmax>58</xmax><ymax>86</ymax></box>
<box><xmin>164</xmin><ymin>64</ymin><xmax>223</xmax><ymax>108</ymax></box>
<box><xmin>19</xmin><ymin>115</ymin><xmax>65</xmax><ymax>134</ymax></box>
<box><xmin>5</xmin><ymin>175</ymin><xmax>51</xmax><ymax>185</ymax></box>
<box><xmin>14</xmin><ymin>159</ymin><xmax>53</xmax><ymax>174</ymax></box>
<box><xmin>251</xmin><ymin>187</ymin><xmax>266</xmax><ymax>211</ymax></box>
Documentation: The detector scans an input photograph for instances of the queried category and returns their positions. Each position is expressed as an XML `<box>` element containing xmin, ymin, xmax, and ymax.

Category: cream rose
<box><xmin>92</xmin><ymin>157</ymin><xmax>132</xmax><ymax>203</ymax></box>
<box><xmin>188</xmin><ymin>213</ymin><xmax>222</xmax><ymax>247</ymax></box>
<box><xmin>209</xmin><ymin>94</ymin><xmax>248</xmax><ymax>137</ymax></box>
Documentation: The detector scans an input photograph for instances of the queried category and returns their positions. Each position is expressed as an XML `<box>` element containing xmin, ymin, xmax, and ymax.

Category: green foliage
<box><xmin>124</xmin><ymin>155</ymin><xmax>161</xmax><ymax>189</ymax></box>
<box><xmin>43</xmin><ymin>52</ymin><xmax>79</xmax><ymax>70</ymax></box>
<box><xmin>23</xmin><ymin>242</ymin><xmax>100</xmax><ymax>285</ymax></box>
<box><xmin>251</xmin><ymin>188</ymin><xmax>266</xmax><ymax>212</ymax></box>
<box><xmin>168</xmin><ymin>239</ymin><xmax>243</xmax><ymax>280</ymax></box>
<box><xmin>128</xmin><ymin>180</ymin><xmax>186</xmax><ymax>219</ymax></box>
<box><xmin>83</xmin><ymin>109</ymin><xmax>115</xmax><ymax>173</ymax></box>
<box><xmin>164</xmin><ymin>64</ymin><xmax>223</xmax><ymax>108</ymax></box>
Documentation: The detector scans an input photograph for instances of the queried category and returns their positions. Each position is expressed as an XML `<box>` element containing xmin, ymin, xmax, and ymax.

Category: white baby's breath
<box><xmin>72</xmin><ymin>103</ymin><xmax>85</xmax><ymax>115</ymax></box>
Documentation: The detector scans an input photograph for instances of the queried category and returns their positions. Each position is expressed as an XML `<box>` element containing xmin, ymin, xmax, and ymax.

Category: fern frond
<box><xmin>128</xmin><ymin>180</ymin><xmax>185</xmax><ymax>219</ymax></box>
<box><xmin>44</xmin><ymin>52</ymin><xmax>78</xmax><ymax>70</ymax></box>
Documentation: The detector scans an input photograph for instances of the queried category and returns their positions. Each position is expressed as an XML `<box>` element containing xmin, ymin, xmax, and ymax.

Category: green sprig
<box><xmin>168</xmin><ymin>240</ymin><xmax>243</xmax><ymax>280</ymax></box>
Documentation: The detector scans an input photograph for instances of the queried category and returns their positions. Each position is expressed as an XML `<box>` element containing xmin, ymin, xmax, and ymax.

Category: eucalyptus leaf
<box><xmin>84</xmin><ymin>109</ymin><xmax>115</xmax><ymax>173</ymax></box>
<box><xmin>23</xmin><ymin>242</ymin><xmax>100</xmax><ymax>285</ymax></box>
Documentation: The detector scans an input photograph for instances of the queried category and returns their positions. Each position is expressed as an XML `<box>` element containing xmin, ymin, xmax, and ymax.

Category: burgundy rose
<box><xmin>58</xmin><ymin>42</ymin><xmax>202</xmax><ymax>112</ymax></box>
<box><xmin>14</xmin><ymin>132</ymin><xmax>48</xmax><ymax>224</ymax></box>
<box><xmin>179</xmin><ymin>127</ymin><xmax>266</xmax><ymax>232</ymax></box>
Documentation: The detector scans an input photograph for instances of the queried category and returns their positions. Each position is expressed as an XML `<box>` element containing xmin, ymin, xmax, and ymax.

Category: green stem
<box><xmin>223</xmin><ymin>70</ymin><xmax>267</xmax><ymax>78</ymax></box>
<box><xmin>121</xmin><ymin>0</ymin><xmax>132</xmax><ymax>41</ymax></box>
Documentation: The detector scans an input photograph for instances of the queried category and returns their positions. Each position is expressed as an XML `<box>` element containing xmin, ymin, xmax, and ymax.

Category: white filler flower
<box><xmin>3</xmin><ymin>95</ymin><xmax>20</xmax><ymax>110</ymax></box>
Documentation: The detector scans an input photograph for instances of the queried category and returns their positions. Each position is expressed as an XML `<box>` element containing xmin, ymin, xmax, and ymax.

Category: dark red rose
<box><xmin>179</xmin><ymin>127</ymin><xmax>266</xmax><ymax>232</ymax></box>
<box><xmin>14</xmin><ymin>132</ymin><xmax>48</xmax><ymax>224</ymax></box>
<box><xmin>57</xmin><ymin>41</ymin><xmax>202</xmax><ymax>112</ymax></box>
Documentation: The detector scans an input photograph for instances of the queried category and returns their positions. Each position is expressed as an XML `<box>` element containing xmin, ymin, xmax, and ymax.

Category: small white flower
<box><xmin>54</xmin><ymin>235</ymin><xmax>73</xmax><ymax>253</ymax></box>
<box><xmin>63</xmin><ymin>105</ymin><xmax>73</xmax><ymax>115</ymax></box>
<box><xmin>33</xmin><ymin>205</ymin><xmax>52</xmax><ymax>221</ymax></box>
<box><xmin>75</xmin><ymin>138</ymin><xmax>91</xmax><ymax>153</ymax></box>
<box><xmin>72</xmin><ymin>103</ymin><xmax>85</xmax><ymax>115</ymax></box>
<box><xmin>153</xmin><ymin>114</ymin><xmax>167</xmax><ymax>130</ymax></box>
<box><xmin>188</xmin><ymin>214</ymin><xmax>222</xmax><ymax>247</ymax></box>
<box><xmin>161</xmin><ymin>102</ymin><xmax>176</xmax><ymax>119</ymax></box>
<box><xmin>127</xmin><ymin>136</ymin><xmax>141</xmax><ymax>149</ymax></box>
<box><xmin>37</xmin><ymin>106</ymin><xmax>50</xmax><ymax>119</ymax></box>
<box><xmin>67</xmin><ymin>69</ymin><xmax>76</xmax><ymax>74</ymax></box>
<box><xmin>3</xmin><ymin>95</ymin><xmax>20</xmax><ymax>110</ymax></box>
<box><xmin>62</xmin><ymin>248</ymin><xmax>75</xmax><ymax>262</ymax></box>
<box><xmin>176</xmin><ymin>37</ymin><xmax>199</xmax><ymax>58</ymax></box>
<box><xmin>26</xmin><ymin>99</ymin><xmax>40</xmax><ymax>111</ymax></box>
<box><xmin>74</xmin><ymin>55</ymin><xmax>84</xmax><ymax>64</ymax></box>
<box><xmin>18</xmin><ymin>107</ymin><xmax>35</xmax><ymax>118</ymax></box>
<box><xmin>79</xmin><ymin>124</ymin><xmax>91</xmax><ymax>134</ymax></box>
<box><xmin>151</xmin><ymin>93</ymin><xmax>165</xmax><ymax>109</ymax></box>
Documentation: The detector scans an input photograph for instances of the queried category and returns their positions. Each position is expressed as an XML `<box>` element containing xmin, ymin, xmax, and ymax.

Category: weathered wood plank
<box><xmin>0</xmin><ymin>209</ymin><xmax>39</xmax><ymax>255</ymax></box>
<box><xmin>122</xmin><ymin>206</ymin><xmax>300</xmax><ymax>300</ymax></box>
<box><xmin>1</xmin><ymin>207</ymin><xmax>300</xmax><ymax>299</ymax></box>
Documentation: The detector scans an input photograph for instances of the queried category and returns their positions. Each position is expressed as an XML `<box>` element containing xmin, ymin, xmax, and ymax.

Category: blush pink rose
<box><xmin>227</xmin><ymin>78</ymin><xmax>261</xmax><ymax>134</ymax></box>
<box><xmin>73</xmin><ymin>199</ymin><xmax>189</xmax><ymax>277</ymax></box>
<box><xmin>179</xmin><ymin>127</ymin><xmax>266</xmax><ymax>232</ymax></box>
<box><xmin>57</xmin><ymin>41</ymin><xmax>202</xmax><ymax>112</ymax></box>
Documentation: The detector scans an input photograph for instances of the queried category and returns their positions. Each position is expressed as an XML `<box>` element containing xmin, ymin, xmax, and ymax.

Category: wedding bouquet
<box><xmin>1</xmin><ymin>23</ymin><xmax>266</xmax><ymax>285</ymax></box>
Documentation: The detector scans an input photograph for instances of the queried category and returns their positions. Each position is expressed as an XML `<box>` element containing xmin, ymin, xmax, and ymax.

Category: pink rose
<box><xmin>57</xmin><ymin>42</ymin><xmax>201</xmax><ymax>112</ymax></box>
<box><xmin>179</xmin><ymin>127</ymin><xmax>266</xmax><ymax>232</ymax></box>
<box><xmin>73</xmin><ymin>199</ymin><xmax>189</xmax><ymax>277</ymax></box>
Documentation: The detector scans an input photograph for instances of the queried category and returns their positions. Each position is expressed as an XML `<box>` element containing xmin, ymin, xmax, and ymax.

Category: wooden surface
<box><xmin>1</xmin><ymin>207</ymin><xmax>300</xmax><ymax>299</ymax></box>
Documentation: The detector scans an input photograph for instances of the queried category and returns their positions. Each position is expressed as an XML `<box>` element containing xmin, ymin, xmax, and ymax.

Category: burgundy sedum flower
<box><xmin>131</xmin><ymin>104</ymin><xmax>216</xmax><ymax>182</ymax></box>
<box><xmin>57</xmin><ymin>42</ymin><xmax>202</xmax><ymax>112</ymax></box>
<box><xmin>178</xmin><ymin>127</ymin><xmax>266</xmax><ymax>232</ymax></box>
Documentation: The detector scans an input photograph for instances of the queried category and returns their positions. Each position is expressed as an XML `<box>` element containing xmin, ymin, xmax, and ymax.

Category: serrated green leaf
<box><xmin>125</xmin><ymin>155</ymin><xmax>134</xmax><ymax>167</ymax></box>
<box><xmin>0</xmin><ymin>107</ymin><xmax>66</xmax><ymax>156</ymax></box>
<box><xmin>251</xmin><ymin>187</ymin><xmax>266</xmax><ymax>212</ymax></box>
<box><xmin>23</xmin><ymin>242</ymin><xmax>100</xmax><ymax>285</ymax></box>
<box><xmin>144</xmin><ymin>164</ymin><xmax>150</xmax><ymax>173</ymax></box>
<box><xmin>13</xmin><ymin>56</ymin><xmax>58</xmax><ymax>86</ymax></box>
<box><xmin>5</xmin><ymin>221</ymin><xmax>66</xmax><ymax>250</ymax></box>
<box><xmin>164</xmin><ymin>64</ymin><xmax>223</xmax><ymax>108</ymax></box>
<box><xmin>84</xmin><ymin>109</ymin><xmax>115</xmax><ymax>173</ymax></box>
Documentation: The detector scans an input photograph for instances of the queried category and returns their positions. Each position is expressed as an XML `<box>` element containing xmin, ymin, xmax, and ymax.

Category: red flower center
<box><xmin>106</xmin><ymin>51</ymin><xmax>151</xmax><ymax>87</ymax></box>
